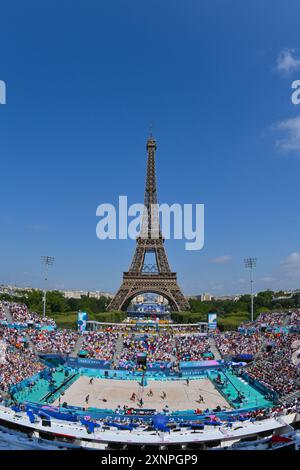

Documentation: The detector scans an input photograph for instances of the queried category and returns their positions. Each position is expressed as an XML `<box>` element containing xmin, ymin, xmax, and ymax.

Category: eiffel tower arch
<box><xmin>107</xmin><ymin>136</ymin><xmax>190</xmax><ymax>312</ymax></box>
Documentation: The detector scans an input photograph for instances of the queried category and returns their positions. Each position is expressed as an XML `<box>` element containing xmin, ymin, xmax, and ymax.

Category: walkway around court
<box><xmin>208</xmin><ymin>336</ymin><xmax>221</xmax><ymax>360</ymax></box>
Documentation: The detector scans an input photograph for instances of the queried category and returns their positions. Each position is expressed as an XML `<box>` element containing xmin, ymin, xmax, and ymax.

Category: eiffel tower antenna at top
<box><xmin>107</xmin><ymin>134</ymin><xmax>190</xmax><ymax>313</ymax></box>
<box><xmin>149</xmin><ymin>123</ymin><xmax>153</xmax><ymax>138</ymax></box>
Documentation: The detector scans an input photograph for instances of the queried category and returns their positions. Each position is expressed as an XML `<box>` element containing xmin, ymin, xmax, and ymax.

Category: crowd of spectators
<box><xmin>214</xmin><ymin>318</ymin><xmax>300</xmax><ymax>396</ymax></box>
<box><xmin>0</xmin><ymin>327</ymin><xmax>44</xmax><ymax>391</ymax></box>
<box><xmin>120</xmin><ymin>333</ymin><xmax>213</xmax><ymax>364</ymax></box>
<box><xmin>9</xmin><ymin>303</ymin><xmax>56</xmax><ymax>327</ymax></box>
<box><xmin>243</xmin><ymin>310</ymin><xmax>300</xmax><ymax>331</ymax></box>
<box><xmin>246</xmin><ymin>333</ymin><xmax>300</xmax><ymax>396</ymax></box>
<box><xmin>82</xmin><ymin>331</ymin><xmax>119</xmax><ymax>360</ymax></box>
<box><xmin>242</xmin><ymin>311</ymin><xmax>287</xmax><ymax>331</ymax></box>
<box><xmin>28</xmin><ymin>329</ymin><xmax>78</xmax><ymax>354</ymax></box>
<box><xmin>215</xmin><ymin>331</ymin><xmax>263</xmax><ymax>357</ymax></box>
<box><xmin>0</xmin><ymin>302</ymin><xmax>7</xmax><ymax>321</ymax></box>
<box><xmin>255</xmin><ymin>311</ymin><xmax>287</xmax><ymax>327</ymax></box>
<box><xmin>120</xmin><ymin>333</ymin><xmax>175</xmax><ymax>364</ymax></box>
<box><xmin>174</xmin><ymin>335</ymin><xmax>211</xmax><ymax>361</ymax></box>
<box><xmin>289</xmin><ymin>310</ymin><xmax>300</xmax><ymax>329</ymax></box>
<box><xmin>1</xmin><ymin>300</ymin><xmax>300</xmax><ymax>403</ymax></box>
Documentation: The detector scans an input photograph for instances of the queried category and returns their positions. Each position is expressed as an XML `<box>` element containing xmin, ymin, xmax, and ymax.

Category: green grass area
<box><xmin>171</xmin><ymin>310</ymin><xmax>250</xmax><ymax>330</ymax></box>
<box><xmin>217</xmin><ymin>313</ymin><xmax>249</xmax><ymax>331</ymax></box>
<box><xmin>50</xmin><ymin>311</ymin><xmax>78</xmax><ymax>329</ymax></box>
<box><xmin>51</xmin><ymin>310</ymin><xmax>126</xmax><ymax>329</ymax></box>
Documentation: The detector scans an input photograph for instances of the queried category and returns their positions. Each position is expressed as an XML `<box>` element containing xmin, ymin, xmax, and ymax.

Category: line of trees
<box><xmin>1</xmin><ymin>288</ymin><xmax>299</xmax><ymax>331</ymax></box>
<box><xmin>171</xmin><ymin>290</ymin><xmax>300</xmax><ymax>330</ymax></box>
<box><xmin>189</xmin><ymin>290</ymin><xmax>300</xmax><ymax>316</ymax></box>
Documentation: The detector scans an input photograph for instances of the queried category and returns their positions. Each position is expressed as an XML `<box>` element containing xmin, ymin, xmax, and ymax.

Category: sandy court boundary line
<box><xmin>54</xmin><ymin>375</ymin><xmax>231</xmax><ymax>412</ymax></box>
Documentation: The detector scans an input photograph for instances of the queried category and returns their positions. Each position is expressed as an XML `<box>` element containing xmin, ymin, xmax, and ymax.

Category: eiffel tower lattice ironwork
<box><xmin>107</xmin><ymin>136</ymin><xmax>190</xmax><ymax>312</ymax></box>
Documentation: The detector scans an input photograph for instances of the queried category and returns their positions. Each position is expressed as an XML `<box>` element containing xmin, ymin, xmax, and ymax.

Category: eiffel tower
<box><xmin>107</xmin><ymin>136</ymin><xmax>190</xmax><ymax>312</ymax></box>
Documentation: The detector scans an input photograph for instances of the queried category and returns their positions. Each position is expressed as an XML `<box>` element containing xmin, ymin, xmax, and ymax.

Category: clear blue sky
<box><xmin>1</xmin><ymin>0</ymin><xmax>300</xmax><ymax>295</ymax></box>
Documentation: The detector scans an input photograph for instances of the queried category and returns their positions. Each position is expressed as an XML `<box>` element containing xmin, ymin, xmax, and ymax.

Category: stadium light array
<box><xmin>41</xmin><ymin>256</ymin><xmax>55</xmax><ymax>319</ymax></box>
<box><xmin>244</xmin><ymin>257</ymin><xmax>257</xmax><ymax>323</ymax></box>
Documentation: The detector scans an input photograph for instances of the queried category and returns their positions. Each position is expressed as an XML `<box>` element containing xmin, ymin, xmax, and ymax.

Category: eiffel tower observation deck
<box><xmin>108</xmin><ymin>136</ymin><xmax>190</xmax><ymax>312</ymax></box>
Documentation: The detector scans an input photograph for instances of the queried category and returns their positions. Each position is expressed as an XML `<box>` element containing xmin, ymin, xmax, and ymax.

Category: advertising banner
<box><xmin>208</xmin><ymin>313</ymin><xmax>217</xmax><ymax>330</ymax></box>
<box><xmin>77</xmin><ymin>311</ymin><xmax>88</xmax><ymax>333</ymax></box>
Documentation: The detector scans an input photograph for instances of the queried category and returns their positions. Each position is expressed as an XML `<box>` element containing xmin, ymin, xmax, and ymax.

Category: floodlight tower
<box><xmin>41</xmin><ymin>256</ymin><xmax>54</xmax><ymax>319</ymax></box>
<box><xmin>244</xmin><ymin>257</ymin><xmax>257</xmax><ymax>322</ymax></box>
